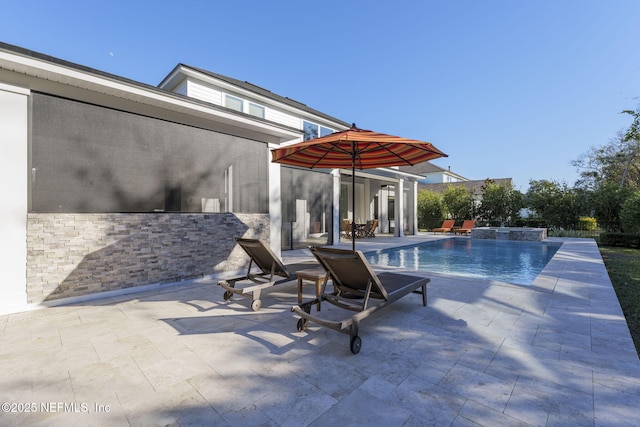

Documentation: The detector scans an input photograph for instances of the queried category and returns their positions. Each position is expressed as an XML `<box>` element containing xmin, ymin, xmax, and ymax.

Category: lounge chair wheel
<box><xmin>350</xmin><ymin>336</ymin><xmax>362</xmax><ymax>354</ymax></box>
<box><xmin>223</xmin><ymin>291</ymin><xmax>233</xmax><ymax>301</ymax></box>
<box><xmin>251</xmin><ymin>299</ymin><xmax>262</xmax><ymax>312</ymax></box>
<box><xmin>296</xmin><ymin>318</ymin><xmax>308</xmax><ymax>332</ymax></box>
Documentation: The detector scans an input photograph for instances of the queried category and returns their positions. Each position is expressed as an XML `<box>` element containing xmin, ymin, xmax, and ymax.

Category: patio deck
<box><xmin>1</xmin><ymin>235</ymin><xmax>638</xmax><ymax>426</ymax></box>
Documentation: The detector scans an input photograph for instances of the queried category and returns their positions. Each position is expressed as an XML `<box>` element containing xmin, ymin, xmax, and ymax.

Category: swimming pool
<box><xmin>365</xmin><ymin>238</ymin><xmax>562</xmax><ymax>285</ymax></box>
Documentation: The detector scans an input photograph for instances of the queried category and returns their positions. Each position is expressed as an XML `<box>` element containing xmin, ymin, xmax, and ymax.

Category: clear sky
<box><xmin>2</xmin><ymin>1</ymin><xmax>639</xmax><ymax>190</ymax></box>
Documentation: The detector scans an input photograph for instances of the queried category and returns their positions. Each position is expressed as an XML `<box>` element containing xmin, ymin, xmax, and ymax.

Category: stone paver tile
<box><xmin>593</xmin><ymin>380</ymin><xmax>640</xmax><ymax>427</ymax></box>
<box><xmin>559</xmin><ymin>344</ymin><xmax>635</xmax><ymax>372</ymax></box>
<box><xmin>188</xmin><ymin>370</ymin><xmax>271</xmax><ymax>415</ymax></box>
<box><xmin>69</xmin><ymin>353</ymin><xmax>155</xmax><ymax>403</ymax></box>
<box><xmin>593</xmin><ymin>371</ymin><xmax>640</xmax><ymax>396</ymax></box>
<box><xmin>393</xmin><ymin>374</ymin><xmax>465</xmax><ymax>426</ymax></box>
<box><xmin>137</xmin><ymin>350</ymin><xmax>213</xmax><ymax>391</ymax></box>
<box><xmin>455</xmin><ymin>343</ymin><xmax>500</xmax><ymax>372</ymax></box>
<box><xmin>285</xmin><ymin>353</ymin><xmax>368</xmax><ymax>400</ymax></box>
<box><xmin>457</xmin><ymin>399</ymin><xmax>532</xmax><ymax>427</ymax></box>
<box><xmin>486</xmin><ymin>339</ymin><xmax>566</xmax><ymax>381</ymax></box>
<box><xmin>119</xmin><ymin>380</ymin><xmax>225</xmax><ymax>426</ymax></box>
<box><xmin>358</xmin><ymin>375</ymin><xmax>397</xmax><ymax>399</ymax></box>
<box><xmin>162</xmin><ymin>313</ymin><xmax>260</xmax><ymax>335</ymax></box>
<box><xmin>218</xmin><ymin>406</ymin><xmax>275</xmax><ymax>426</ymax></box>
<box><xmin>90</xmin><ymin>331</ymin><xmax>156</xmax><ymax>361</ymax></box>
<box><xmin>310</xmin><ymin>389</ymin><xmax>409</xmax><ymax>427</ymax></box>
<box><xmin>439</xmin><ymin>364</ymin><xmax>515</xmax><ymax>412</ymax></box>
<box><xmin>348</xmin><ymin>347</ymin><xmax>421</xmax><ymax>386</ymax></box>
<box><xmin>506</xmin><ymin>373</ymin><xmax>594</xmax><ymax>426</ymax></box>
<box><xmin>407</xmin><ymin>361</ymin><xmax>450</xmax><ymax>385</ymax></box>
<box><xmin>256</xmin><ymin>377</ymin><xmax>337</xmax><ymax>427</ymax></box>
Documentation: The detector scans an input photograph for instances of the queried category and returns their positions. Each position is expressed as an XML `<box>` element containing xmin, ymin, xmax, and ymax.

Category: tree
<box><xmin>442</xmin><ymin>185</ymin><xmax>475</xmax><ymax>221</ymax></box>
<box><xmin>478</xmin><ymin>180</ymin><xmax>525</xmax><ymax>226</ymax></box>
<box><xmin>417</xmin><ymin>189</ymin><xmax>444</xmax><ymax>229</ymax></box>
<box><xmin>619</xmin><ymin>106</ymin><xmax>640</xmax><ymax>188</ymax></box>
<box><xmin>620</xmin><ymin>190</ymin><xmax>640</xmax><ymax>234</ymax></box>
<box><xmin>573</xmin><ymin>104</ymin><xmax>640</xmax><ymax>189</ymax></box>
<box><xmin>588</xmin><ymin>182</ymin><xmax>633</xmax><ymax>231</ymax></box>
<box><xmin>526</xmin><ymin>179</ymin><xmax>586</xmax><ymax>230</ymax></box>
<box><xmin>573</xmin><ymin>132</ymin><xmax>640</xmax><ymax>189</ymax></box>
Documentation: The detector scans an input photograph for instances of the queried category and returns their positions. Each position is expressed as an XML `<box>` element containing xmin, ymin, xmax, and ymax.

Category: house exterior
<box><xmin>0</xmin><ymin>42</ymin><xmax>425</xmax><ymax>314</ymax></box>
<box><xmin>400</xmin><ymin>162</ymin><xmax>468</xmax><ymax>184</ymax></box>
<box><xmin>401</xmin><ymin>163</ymin><xmax>512</xmax><ymax>199</ymax></box>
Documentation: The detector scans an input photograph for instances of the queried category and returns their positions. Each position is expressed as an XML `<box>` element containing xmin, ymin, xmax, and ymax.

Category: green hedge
<box><xmin>599</xmin><ymin>232</ymin><xmax>640</xmax><ymax>248</ymax></box>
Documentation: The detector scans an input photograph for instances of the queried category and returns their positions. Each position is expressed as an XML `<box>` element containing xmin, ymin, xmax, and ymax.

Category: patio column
<box><xmin>331</xmin><ymin>169</ymin><xmax>341</xmax><ymax>246</ymax></box>
<box><xmin>396</xmin><ymin>178</ymin><xmax>405</xmax><ymax>237</ymax></box>
<box><xmin>0</xmin><ymin>83</ymin><xmax>29</xmax><ymax>314</ymax></box>
<box><xmin>412</xmin><ymin>181</ymin><xmax>418</xmax><ymax>235</ymax></box>
<box><xmin>268</xmin><ymin>147</ymin><xmax>282</xmax><ymax>256</ymax></box>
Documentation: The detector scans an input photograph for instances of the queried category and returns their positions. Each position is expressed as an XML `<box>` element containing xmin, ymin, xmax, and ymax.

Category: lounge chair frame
<box><xmin>433</xmin><ymin>219</ymin><xmax>455</xmax><ymax>233</ymax></box>
<box><xmin>217</xmin><ymin>238</ymin><xmax>317</xmax><ymax>311</ymax></box>
<box><xmin>453</xmin><ymin>220</ymin><xmax>476</xmax><ymax>235</ymax></box>
<box><xmin>291</xmin><ymin>247</ymin><xmax>429</xmax><ymax>354</ymax></box>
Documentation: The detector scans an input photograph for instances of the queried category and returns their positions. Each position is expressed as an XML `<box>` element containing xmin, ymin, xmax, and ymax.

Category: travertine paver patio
<box><xmin>1</xmin><ymin>235</ymin><xmax>639</xmax><ymax>426</ymax></box>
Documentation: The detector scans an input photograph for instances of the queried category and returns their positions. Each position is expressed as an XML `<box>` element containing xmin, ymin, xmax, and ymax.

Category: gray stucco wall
<box><xmin>26</xmin><ymin>213</ymin><xmax>269</xmax><ymax>304</ymax></box>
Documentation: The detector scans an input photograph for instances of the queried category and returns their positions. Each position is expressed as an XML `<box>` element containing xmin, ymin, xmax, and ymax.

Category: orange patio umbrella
<box><xmin>271</xmin><ymin>124</ymin><xmax>448</xmax><ymax>250</ymax></box>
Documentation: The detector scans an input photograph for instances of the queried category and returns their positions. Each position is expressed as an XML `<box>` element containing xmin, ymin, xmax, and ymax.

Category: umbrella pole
<box><xmin>351</xmin><ymin>152</ymin><xmax>356</xmax><ymax>251</ymax></box>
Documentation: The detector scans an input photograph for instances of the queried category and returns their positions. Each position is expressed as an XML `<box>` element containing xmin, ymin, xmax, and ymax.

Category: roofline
<box><xmin>159</xmin><ymin>63</ymin><xmax>351</xmax><ymax>129</ymax></box>
<box><xmin>0</xmin><ymin>42</ymin><xmax>303</xmax><ymax>143</ymax></box>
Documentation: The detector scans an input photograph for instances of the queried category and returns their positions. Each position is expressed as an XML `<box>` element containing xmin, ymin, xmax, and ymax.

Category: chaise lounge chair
<box><xmin>291</xmin><ymin>246</ymin><xmax>429</xmax><ymax>354</ymax></box>
<box><xmin>217</xmin><ymin>238</ymin><xmax>319</xmax><ymax>311</ymax></box>
<box><xmin>453</xmin><ymin>220</ymin><xmax>476</xmax><ymax>235</ymax></box>
<box><xmin>433</xmin><ymin>219</ymin><xmax>455</xmax><ymax>233</ymax></box>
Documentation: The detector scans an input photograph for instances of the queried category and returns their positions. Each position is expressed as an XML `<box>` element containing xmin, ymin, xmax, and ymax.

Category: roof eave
<box><xmin>0</xmin><ymin>43</ymin><xmax>302</xmax><ymax>144</ymax></box>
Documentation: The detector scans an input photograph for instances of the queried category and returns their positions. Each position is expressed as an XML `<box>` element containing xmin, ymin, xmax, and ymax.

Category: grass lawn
<box><xmin>599</xmin><ymin>246</ymin><xmax>640</xmax><ymax>356</ymax></box>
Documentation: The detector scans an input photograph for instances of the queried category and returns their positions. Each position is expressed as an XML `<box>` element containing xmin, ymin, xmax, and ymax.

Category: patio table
<box><xmin>296</xmin><ymin>268</ymin><xmax>328</xmax><ymax>311</ymax></box>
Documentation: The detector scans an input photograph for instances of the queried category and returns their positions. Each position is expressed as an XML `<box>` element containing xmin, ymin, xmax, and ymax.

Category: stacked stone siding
<box><xmin>470</xmin><ymin>227</ymin><xmax>547</xmax><ymax>241</ymax></box>
<box><xmin>26</xmin><ymin>213</ymin><xmax>269</xmax><ymax>304</ymax></box>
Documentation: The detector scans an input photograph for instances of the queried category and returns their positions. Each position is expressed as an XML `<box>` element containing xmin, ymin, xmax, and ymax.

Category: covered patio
<box><xmin>1</xmin><ymin>235</ymin><xmax>638</xmax><ymax>426</ymax></box>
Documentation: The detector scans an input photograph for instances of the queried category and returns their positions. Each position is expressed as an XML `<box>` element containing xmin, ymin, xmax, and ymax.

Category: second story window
<box><xmin>224</xmin><ymin>95</ymin><xmax>265</xmax><ymax>118</ymax></box>
<box><xmin>248</xmin><ymin>103</ymin><xmax>265</xmax><ymax>118</ymax></box>
<box><xmin>225</xmin><ymin>95</ymin><xmax>243</xmax><ymax>112</ymax></box>
<box><xmin>303</xmin><ymin>121</ymin><xmax>333</xmax><ymax>141</ymax></box>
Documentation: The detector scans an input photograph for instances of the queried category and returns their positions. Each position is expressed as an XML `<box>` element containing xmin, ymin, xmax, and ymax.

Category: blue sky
<box><xmin>2</xmin><ymin>1</ymin><xmax>639</xmax><ymax>190</ymax></box>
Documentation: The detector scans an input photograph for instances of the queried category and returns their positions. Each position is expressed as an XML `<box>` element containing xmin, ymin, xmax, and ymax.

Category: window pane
<box><xmin>303</xmin><ymin>121</ymin><xmax>319</xmax><ymax>141</ymax></box>
<box><xmin>224</xmin><ymin>95</ymin><xmax>243</xmax><ymax>112</ymax></box>
<box><xmin>320</xmin><ymin>126</ymin><xmax>333</xmax><ymax>137</ymax></box>
<box><xmin>248</xmin><ymin>103</ymin><xmax>265</xmax><ymax>118</ymax></box>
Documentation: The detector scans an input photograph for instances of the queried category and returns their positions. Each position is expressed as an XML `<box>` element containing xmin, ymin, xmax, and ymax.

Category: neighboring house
<box><xmin>401</xmin><ymin>163</ymin><xmax>512</xmax><ymax>200</ymax></box>
<box><xmin>0</xmin><ymin>42</ymin><xmax>425</xmax><ymax>314</ymax></box>
<box><xmin>400</xmin><ymin>162</ymin><xmax>468</xmax><ymax>184</ymax></box>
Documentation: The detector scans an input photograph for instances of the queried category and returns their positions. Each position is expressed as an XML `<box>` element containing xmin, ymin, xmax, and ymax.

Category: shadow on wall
<box><xmin>27</xmin><ymin>213</ymin><xmax>269</xmax><ymax>303</ymax></box>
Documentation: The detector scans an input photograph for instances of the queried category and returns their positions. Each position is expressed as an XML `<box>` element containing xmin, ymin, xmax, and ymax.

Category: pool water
<box><xmin>365</xmin><ymin>238</ymin><xmax>562</xmax><ymax>286</ymax></box>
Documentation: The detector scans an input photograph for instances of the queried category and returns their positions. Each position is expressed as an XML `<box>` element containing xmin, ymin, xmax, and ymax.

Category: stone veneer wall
<box><xmin>470</xmin><ymin>227</ymin><xmax>547</xmax><ymax>241</ymax></box>
<box><xmin>26</xmin><ymin>213</ymin><xmax>270</xmax><ymax>304</ymax></box>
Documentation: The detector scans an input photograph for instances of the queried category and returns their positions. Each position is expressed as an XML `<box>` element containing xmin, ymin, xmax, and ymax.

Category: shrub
<box><xmin>417</xmin><ymin>190</ymin><xmax>444</xmax><ymax>229</ymax></box>
<box><xmin>577</xmin><ymin>216</ymin><xmax>598</xmax><ymax>231</ymax></box>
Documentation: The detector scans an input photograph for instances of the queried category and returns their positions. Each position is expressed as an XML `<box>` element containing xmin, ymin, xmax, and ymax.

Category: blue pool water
<box><xmin>365</xmin><ymin>238</ymin><xmax>562</xmax><ymax>285</ymax></box>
